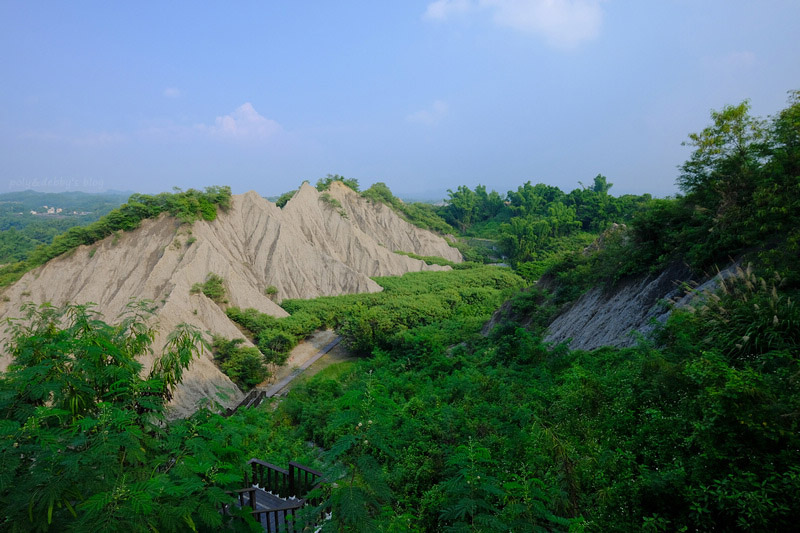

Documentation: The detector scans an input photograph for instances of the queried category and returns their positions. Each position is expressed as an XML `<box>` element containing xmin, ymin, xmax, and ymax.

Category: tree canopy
<box><xmin>0</xmin><ymin>302</ymin><xmax>257</xmax><ymax>532</ymax></box>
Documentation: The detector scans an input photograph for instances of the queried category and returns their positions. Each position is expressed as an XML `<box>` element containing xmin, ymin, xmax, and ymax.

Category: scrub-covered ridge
<box><xmin>0</xmin><ymin>182</ymin><xmax>461</xmax><ymax>415</ymax></box>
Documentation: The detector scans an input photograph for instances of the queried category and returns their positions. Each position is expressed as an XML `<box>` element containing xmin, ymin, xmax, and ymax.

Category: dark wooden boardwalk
<box><xmin>237</xmin><ymin>488</ymin><xmax>304</xmax><ymax>532</ymax></box>
<box><xmin>228</xmin><ymin>459</ymin><xmax>327</xmax><ymax>532</ymax></box>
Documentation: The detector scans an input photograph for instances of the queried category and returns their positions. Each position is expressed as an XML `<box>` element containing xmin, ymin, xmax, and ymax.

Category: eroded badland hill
<box><xmin>0</xmin><ymin>182</ymin><xmax>461</xmax><ymax>416</ymax></box>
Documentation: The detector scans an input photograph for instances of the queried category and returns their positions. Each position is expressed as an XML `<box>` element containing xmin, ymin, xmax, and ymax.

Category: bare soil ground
<box><xmin>262</xmin><ymin>329</ymin><xmax>355</xmax><ymax>391</ymax></box>
<box><xmin>298</xmin><ymin>340</ymin><xmax>355</xmax><ymax>380</ymax></box>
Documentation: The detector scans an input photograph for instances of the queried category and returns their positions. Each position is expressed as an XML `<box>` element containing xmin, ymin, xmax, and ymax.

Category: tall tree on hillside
<box><xmin>756</xmin><ymin>90</ymin><xmax>800</xmax><ymax>234</ymax></box>
<box><xmin>445</xmin><ymin>185</ymin><xmax>478</xmax><ymax>232</ymax></box>
<box><xmin>507</xmin><ymin>182</ymin><xmax>565</xmax><ymax>218</ymax></box>
<box><xmin>568</xmin><ymin>174</ymin><xmax>615</xmax><ymax>231</ymax></box>
<box><xmin>474</xmin><ymin>184</ymin><xmax>505</xmax><ymax>221</ymax></box>
<box><xmin>678</xmin><ymin>101</ymin><xmax>767</xmax><ymax>218</ymax></box>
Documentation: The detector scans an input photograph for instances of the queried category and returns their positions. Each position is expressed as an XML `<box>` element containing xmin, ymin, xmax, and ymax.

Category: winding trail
<box><xmin>263</xmin><ymin>335</ymin><xmax>342</xmax><ymax>397</ymax></box>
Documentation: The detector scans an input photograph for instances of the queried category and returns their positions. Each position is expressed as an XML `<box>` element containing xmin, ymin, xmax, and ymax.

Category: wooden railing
<box><xmin>288</xmin><ymin>461</ymin><xmax>325</xmax><ymax>502</ymax></box>
<box><xmin>233</xmin><ymin>487</ymin><xmax>308</xmax><ymax>533</ymax></box>
<box><xmin>230</xmin><ymin>458</ymin><xmax>328</xmax><ymax>531</ymax></box>
<box><xmin>224</xmin><ymin>388</ymin><xmax>267</xmax><ymax>417</ymax></box>
<box><xmin>247</xmin><ymin>459</ymin><xmax>290</xmax><ymax>497</ymax></box>
<box><xmin>246</xmin><ymin>459</ymin><xmax>325</xmax><ymax>497</ymax></box>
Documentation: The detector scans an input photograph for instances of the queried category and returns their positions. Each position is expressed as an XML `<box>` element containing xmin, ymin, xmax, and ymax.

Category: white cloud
<box><xmin>198</xmin><ymin>102</ymin><xmax>281</xmax><ymax>140</ymax></box>
<box><xmin>482</xmin><ymin>0</ymin><xmax>603</xmax><ymax>48</ymax></box>
<box><xmin>423</xmin><ymin>0</ymin><xmax>472</xmax><ymax>21</ymax></box>
<box><xmin>407</xmin><ymin>100</ymin><xmax>449</xmax><ymax>125</ymax></box>
<box><xmin>423</xmin><ymin>0</ymin><xmax>604</xmax><ymax>49</ymax></box>
<box><xmin>163</xmin><ymin>87</ymin><xmax>181</xmax><ymax>98</ymax></box>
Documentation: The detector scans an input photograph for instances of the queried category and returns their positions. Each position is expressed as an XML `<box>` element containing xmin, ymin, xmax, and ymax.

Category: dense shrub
<box><xmin>315</xmin><ymin>174</ymin><xmax>360</xmax><ymax>192</ymax></box>
<box><xmin>212</xmin><ymin>335</ymin><xmax>269</xmax><ymax>390</ymax></box>
<box><xmin>190</xmin><ymin>273</ymin><xmax>227</xmax><ymax>303</ymax></box>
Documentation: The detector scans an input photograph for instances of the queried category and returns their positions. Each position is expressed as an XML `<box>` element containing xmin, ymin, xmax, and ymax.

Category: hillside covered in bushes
<box><xmin>1</xmin><ymin>92</ymin><xmax>799</xmax><ymax>531</ymax></box>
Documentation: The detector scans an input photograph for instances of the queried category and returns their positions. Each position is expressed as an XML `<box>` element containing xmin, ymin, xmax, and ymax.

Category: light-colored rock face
<box><xmin>543</xmin><ymin>262</ymin><xmax>738</xmax><ymax>351</ymax></box>
<box><xmin>0</xmin><ymin>185</ymin><xmax>461</xmax><ymax>416</ymax></box>
<box><xmin>543</xmin><ymin>266</ymin><xmax>688</xmax><ymax>351</ymax></box>
<box><xmin>324</xmin><ymin>181</ymin><xmax>463</xmax><ymax>264</ymax></box>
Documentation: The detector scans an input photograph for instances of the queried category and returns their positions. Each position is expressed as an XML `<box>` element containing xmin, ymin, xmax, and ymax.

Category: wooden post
<box><xmin>288</xmin><ymin>462</ymin><xmax>296</xmax><ymax>497</ymax></box>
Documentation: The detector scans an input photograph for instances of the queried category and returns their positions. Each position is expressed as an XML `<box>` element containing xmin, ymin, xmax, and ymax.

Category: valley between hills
<box><xmin>2</xmin><ymin>95</ymin><xmax>799</xmax><ymax>531</ymax></box>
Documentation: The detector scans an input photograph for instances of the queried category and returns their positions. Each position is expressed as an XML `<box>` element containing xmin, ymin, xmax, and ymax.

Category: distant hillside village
<box><xmin>27</xmin><ymin>205</ymin><xmax>90</xmax><ymax>215</ymax></box>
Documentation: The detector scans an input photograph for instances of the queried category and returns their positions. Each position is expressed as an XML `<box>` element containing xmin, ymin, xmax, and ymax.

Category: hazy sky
<box><xmin>2</xmin><ymin>1</ymin><xmax>798</xmax><ymax>200</ymax></box>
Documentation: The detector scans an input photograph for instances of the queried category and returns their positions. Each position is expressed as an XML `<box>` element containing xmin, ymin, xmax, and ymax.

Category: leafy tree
<box><xmin>0</xmin><ymin>302</ymin><xmax>256</xmax><ymax>532</ymax></box>
<box><xmin>473</xmin><ymin>185</ymin><xmax>505</xmax><ymax>221</ymax></box>
<box><xmin>566</xmin><ymin>175</ymin><xmax>616</xmax><ymax>231</ymax></box>
<box><xmin>546</xmin><ymin>202</ymin><xmax>581</xmax><ymax>237</ymax></box>
<box><xmin>439</xmin><ymin>439</ymin><xmax>504</xmax><ymax>531</ymax></box>
<box><xmin>444</xmin><ymin>186</ymin><xmax>478</xmax><ymax>232</ymax></box>
<box><xmin>498</xmin><ymin>204</ymin><xmax>580</xmax><ymax>265</ymax></box>
<box><xmin>678</xmin><ymin>101</ymin><xmax>767</xmax><ymax>209</ymax></box>
<box><xmin>753</xmin><ymin>90</ymin><xmax>800</xmax><ymax>280</ymax></box>
<box><xmin>211</xmin><ymin>335</ymin><xmax>270</xmax><ymax>390</ymax></box>
<box><xmin>221</xmin><ymin>348</ymin><xmax>269</xmax><ymax>390</ymax></box>
<box><xmin>506</xmin><ymin>182</ymin><xmax>565</xmax><ymax>217</ymax></box>
<box><xmin>498</xmin><ymin>215</ymin><xmax>550</xmax><ymax>263</ymax></box>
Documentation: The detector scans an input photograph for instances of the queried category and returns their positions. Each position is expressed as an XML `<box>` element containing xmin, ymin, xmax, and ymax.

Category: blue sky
<box><xmin>1</xmin><ymin>1</ymin><xmax>798</xmax><ymax>200</ymax></box>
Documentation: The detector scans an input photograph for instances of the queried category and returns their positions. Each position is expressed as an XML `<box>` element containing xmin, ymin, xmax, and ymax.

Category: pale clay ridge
<box><xmin>0</xmin><ymin>183</ymin><xmax>461</xmax><ymax>417</ymax></box>
<box><xmin>543</xmin><ymin>262</ymin><xmax>737</xmax><ymax>351</ymax></box>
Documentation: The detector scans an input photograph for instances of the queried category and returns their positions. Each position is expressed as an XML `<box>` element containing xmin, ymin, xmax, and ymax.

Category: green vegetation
<box><xmin>539</xmin><ymin>91</ymin><xmax>800</xmax><ymax>299</ymax></box>
<box><xmin>315</xmin><ymin>173</ymin><xmax>360</xmax><ymax>192</ymax></box>
<box><xmin>0</xmin><ymin>302</ymin><xmax>261</xmax><ymax>531</ymax></box>
<box><xmin>264</xmin><ymin>285</ymin><xmax>278</xmax><ymax>299</ymax></box>
<box><xmin>227</xmin><ymin>264</ymin><xmax>523</xmax><ymax>370</ymax></box>
<box><xmin>0</xmin><ymin>186</ymin><xmax>231</xmax><ymax>288</ymax></box>
<box><xmin>190</xmin><ymin>273</ymin><xmax>227</xmax><ymax>303</ymax></box>
<box><xmin>225</xmin><ymin>307</ymin><xmax>308</xmax><ymax>366</ymax></box>
<box><xmin>234</xmin><ymin>259</ymin><xmax>799</xmax><ymax>529</ymax></box>
<box><xmin>211</xmin><ymin>336</ymin><xmax>269</xmax><ymax>390</ymax></box>
<box><xmin>360</xmin><ymin>182</ymin><xmax>455</xmax><ymax>234</ymax></box>
<box><xmin>2</xmin><ymin>92</ymin><xmax>799</xmax><ymax>531</ymax></box>
<box><xmin>237</xmin><ymin>92</ymin><xmax>800</xmax><ymax>530</ymax></box>
<box><xmin>281</xmin><ymin>265</ymin><xmax>524</xmax><ymax>354</ymax></box>
<box><xmin>437</xmin><ymin>176</ymin><xmax>652</xmax><ymax>268</ymax></box>
<box><xmin>393</xmin><ymin>250</ymin><xmax>456</xmax><ymax>267</ymax></box>
<box><xmin>319</xmin><ymin>192</ymin><xmax>348</xmax><ymax>218</ymax></box>
<box><xmin>274</xmin><ymin>189</ymin><xmax>296</xmax><ymax>208</ymax></box>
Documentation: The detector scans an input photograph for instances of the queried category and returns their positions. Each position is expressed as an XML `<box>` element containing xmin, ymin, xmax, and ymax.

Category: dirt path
<box><xmin>266</xmin><ymin>329</ymin><xmax>339</xmax><ymax>385</ymax></box>
<box><xmin>259</xmin><ymin>329</ymin><xmax>355</xmax><ymax>397</ymax></box>
<box><xmin>295</xmin><ymin>339</ymin><xmax>354</xmax><ymax>380</ymax></box>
